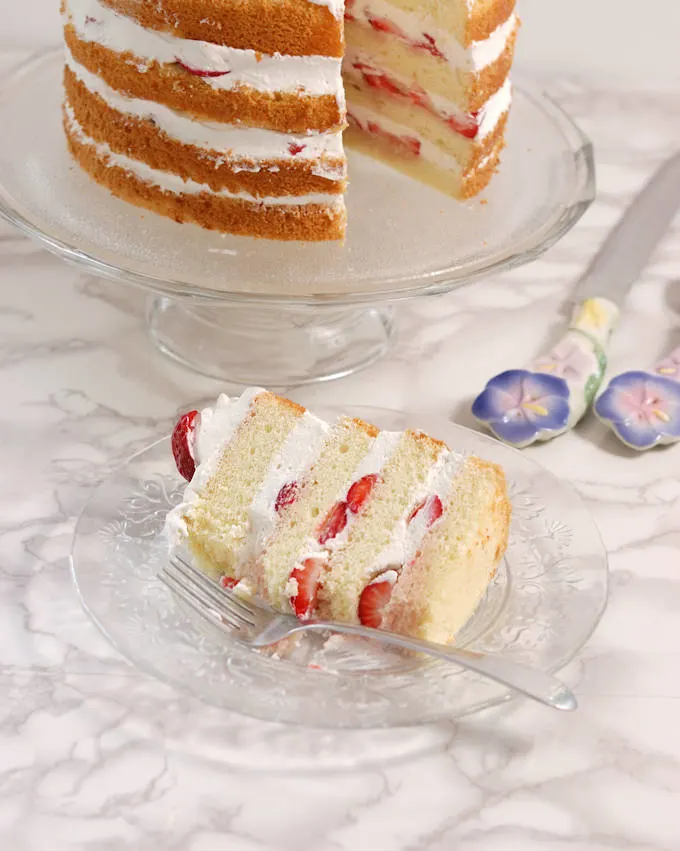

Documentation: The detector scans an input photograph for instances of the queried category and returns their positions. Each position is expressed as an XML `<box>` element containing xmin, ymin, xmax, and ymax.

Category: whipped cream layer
<box><xmin>345</xmin><ymin>57</ymin><xmax>512</xmax><ymax>141</ymax></box>
<box><xmin>367</xmin><ymin>449</ymin><xmax>464</xmax><ymax>579</ymax></box>
<box><xmin>65</xmin><ymin>0</ymin><xmax>345</xmax><ymax>101</ymax></box>
<box><xmin>348</xmin><ymin>0</ymin><xmax>517</xmax><ymax>71</ymax></box>
<box><xmin>66</xmin><ymin>106</ymin><xmax>345</xmax><ymax>206</ymax></box>
<box><xmin>67</xmin><ymin>56</ymin><xmax>346</xmax><ymax>180</ymax></box>
<box><xmin>348</xmin><ymin>104</ymin><xmax>465</xmax><ymax>172</ymax></box>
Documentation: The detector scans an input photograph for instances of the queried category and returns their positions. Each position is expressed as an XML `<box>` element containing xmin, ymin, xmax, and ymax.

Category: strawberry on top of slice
<box><xmin>171</xmin><ymin>409</ymin><xmax>200</xmax><ymax>481</ymax></box>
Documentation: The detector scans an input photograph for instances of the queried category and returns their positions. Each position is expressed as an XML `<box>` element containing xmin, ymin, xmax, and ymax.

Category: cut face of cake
<box><xmin>166</xmin><ymin>388</ymin><xmax>511</xmax><ymax>643</ymax></box>
<box><xmin>61</xmin><ymin>0</ymin><xmax>518</xmax><ymax>241</ymax></box>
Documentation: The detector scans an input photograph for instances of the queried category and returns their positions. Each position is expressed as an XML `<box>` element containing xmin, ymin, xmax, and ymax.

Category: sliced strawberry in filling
<box><xmin>346</xmin><ymin>474</ymin><xmax>381</xmax><ymax>513</ymax></box>
<box><xmin>175</xmin><ymin>59</ymin><xmax>231</xmax><ymax>78</ymax></box>
<box><xmin>220</xmin><ymin>575</ymin><xmax>239</xmax><ymax>589</ymax></box>
<box><xmin>358</xmin><ymin>572</ymin><xmax>397</xmax><ymax>628</ymax></box>
<box><xmin>275</xmin><ymin>481</ymin><xmax>299</xmax><ymax>512</ymax></box>
<box><xmin>367</xmin><ymin>14</ymin><xmax>407</xmax><ymax>38</ymax></box>
<box><xmin>317</xmin><ymin>501</ymin><xmax>348</xmax><ymax>544</ymax></box>
<box><xmin>366</xmin><ymin>121</ymin><xmax>421</xmax><ymax>158</ymax></box>
<box><xmin>290</xmin><ymin>557</ymin><xmax>324</xmax><ymax>619</ymax></box>
<box><xmin>408</xmin><ymin>494</ymin><xmax>443</xmax><ymax>527</ymax></box>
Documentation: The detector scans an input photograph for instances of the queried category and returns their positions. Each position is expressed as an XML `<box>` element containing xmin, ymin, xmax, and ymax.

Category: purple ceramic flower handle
<box><xmin>594</xmin><ymin>345</ymin><xmax>680</xmax><ymax>450</ymax></box>
<box><xmin>472</xmin><ymin>298</ymin><xmax>620</xmax><ymax>448</ymax></box>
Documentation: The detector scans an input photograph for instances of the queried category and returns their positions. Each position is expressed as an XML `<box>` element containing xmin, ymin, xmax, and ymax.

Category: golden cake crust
<box><xmin>100</xmin><ymin>0</ymin><xmax>344</xmax><ymax>58</ymax></box>
<box><xmin>468</xmin><ymin>23</ymin><xmax>517</xmax><ymax>112</ymax></box>
<box><xmin>467</xmin><ymin>0</ymin><xmax>517</xmax><ymax>44</ymax></box>
<box><xmin>65</xmin><ymin>28</ymin><xmax>344</xmax><ymax>133</ymax></box>
<box><xmin>65</xmin><ymin>117</ymin><xmax>347</xmax><ymax>241</ymax></box>
<box><xmin>65</xmin><ymin>68</ymin><xmax>346</xmax><ymax>198</ymax></box>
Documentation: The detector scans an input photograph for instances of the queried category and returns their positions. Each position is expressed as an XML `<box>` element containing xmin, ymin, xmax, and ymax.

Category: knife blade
<box><xmin>472</xmin><ymin>150</ymin><xmax>680</xmax><ymax>449</ymax></box>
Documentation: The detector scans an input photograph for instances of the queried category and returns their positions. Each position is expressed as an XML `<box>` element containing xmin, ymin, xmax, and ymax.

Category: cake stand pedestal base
<box><xmin>147</xmin><ymin>297</ymin><xmax>396</xmax><ymax>387</ymax></box>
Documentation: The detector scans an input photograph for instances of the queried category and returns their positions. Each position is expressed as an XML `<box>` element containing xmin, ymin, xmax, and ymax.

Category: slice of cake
<box><xmin>61</xmin><ymin>0</ymin><xmax>518</xmax><ymax>240</ymax></box>
<box><xmin>166</xmin><ymin>388</ymin><xmax>510</xmax><ymax>643</ymax></box>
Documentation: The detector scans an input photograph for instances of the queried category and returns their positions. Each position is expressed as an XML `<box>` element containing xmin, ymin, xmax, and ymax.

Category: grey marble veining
<box><xmin>1</xmin><ymin>57</ymin><xmax>680</xmax><ymax>850</ymax></box>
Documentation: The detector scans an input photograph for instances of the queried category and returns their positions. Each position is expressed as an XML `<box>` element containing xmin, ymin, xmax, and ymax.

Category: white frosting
<box><xmin>64</xmin><ymin>0</ymin><xmax>344</xmax><ymax>101</ymax></box>
<box><xmin>65</xmin><ymin>107</ymin><xmax>345</xmax><ymax>208</ymax></box>
<box><xmin>368</xmin><ymin>449</ymin><xmax>464</xmax><ymax>578</ymax></box>
<box><xmin>344</xmin><ymin>54</ymin><xmax>511</xmax><ymax>140</ymax></box>
<box><xmin>348</xmin><ymin>0</ymin><xmax>517</xmax><ymax>71</ymax></box>
<box><xmin>66</xmin><ymin>56</ymin><xmax>346</xmax><ymax>180</ymax></box>
<box><xmin>299</xmin><ymin>430</ymin><xmax>403</xmax><ymax>561</ymax></box>
<box><xmin>165</xmin><ymin>388</ymin><xmax>265</xmax><ymax>545</ymax></box>
<box><xmin>244</xmin><ymin>412</ymin><xmax>331</xmax><ymax>563</ymax></box>
<box><xmin>348</xmin><ymin>104</ymin><xmax>464</xmax><ymax>172</ymax></box>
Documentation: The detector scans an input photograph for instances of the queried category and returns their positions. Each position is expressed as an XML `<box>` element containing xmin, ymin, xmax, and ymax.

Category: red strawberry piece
<box><xmin>288</xmin><ymin>142</ymin><xmax>306</xmax><ymax>155</ymax></box>
<box><xmin>344</xmin><ymin>0</ymin><xmax>356</xmax><ymax>21</ymax></box>
<box><xmin>347</xmin><ymin>474</ymin><xmax>380</xmax><ymax>513</ymax></box>
<box><xmin>220</xmin><ymin>575</ymin><xmax>239</xmax><ymax>589</ymax></box>
<box><xmin>365</xmin><ymin>121</ymin><xmax>420</xmax><ymax>158</ymax></box>
<box><xmin>275</xmin><ymin>481</ymin><xmax>299</xmax><ymax>512</ymax></box>
<box><xmin>402</xmin><ymin>136</ymin><xmax>422</xmax><ymax>157</ymax></box>
<box><xmin>317</xmin><ymin>501</ymin><xmax>348</xmax><ymax>544</ymax></box>
<box><xmin>367</xmin><ymin>14</ymin><xmax>403</xmax><ymax>36</ymax></box>
<box><xmin>417</xmin><ymin>33</ymin><xmax>446</xmax><ymax>60</ymax></box>
<box><xmin>171</xmin><ymin>410</ymin><xmax>199</xmax><ymax>481</ymax></box>
<box><xmin>290</xmin><ymin>557</ymin><xmax>324</xmax><ymax>619</ymax></box>
<box><xmin>175</xmin><ymin>59</ymin><xmax>231</xmax><ymax>78</ymax></box>
<box><xmin>358</xmin><ymin>575</ymin><xmax>395</xmax><ymax>628</ymax></box>
<box><xmin>408</xmin><ymin>86</ymin><xmax>431</xmax><ymax>110</ymax></box>
<box><xmin>408</xmin><ymin>494</ymin><xmax>443</xmax><ymax>527</ymax></box>
<box><xmin>445</xmin><ymin>113</ymin><xmax>479</xmax><ymax>139</ymax></box>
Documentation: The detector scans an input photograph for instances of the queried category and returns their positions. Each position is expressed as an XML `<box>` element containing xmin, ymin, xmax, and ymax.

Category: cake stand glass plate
<box><xmin>0</xmin><ymin>50</ymin><xmax>594</xmax><ymax>385</ymax></box>
<box><xmin>71</xmin><ymin>407</ymin><xmax>608</xmax><ymax>729</ymax></box>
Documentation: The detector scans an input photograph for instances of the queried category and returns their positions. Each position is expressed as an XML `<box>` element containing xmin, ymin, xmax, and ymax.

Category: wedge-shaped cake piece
<box><xmin>166</xmin><ymin>388</ymin><xmax>510</xmax><ymax>642</ymax></box>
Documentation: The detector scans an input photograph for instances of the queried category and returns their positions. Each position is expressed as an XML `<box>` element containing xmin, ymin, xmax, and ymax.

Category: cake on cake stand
<box><xmin>0</xmin><ymin>49</ymin><xmax>595</xmax><ymax>387</ymax></box>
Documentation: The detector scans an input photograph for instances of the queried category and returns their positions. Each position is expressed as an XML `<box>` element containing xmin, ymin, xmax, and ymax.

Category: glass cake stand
<box><xmin>0</xmin><ymin>49</ymin><xmax>596</xmax><ymax>386</ymax></box>
<box><xmin>71</xmin><ymin>407</ymin><xmax>608</xmax><ymax>729</ymax></box>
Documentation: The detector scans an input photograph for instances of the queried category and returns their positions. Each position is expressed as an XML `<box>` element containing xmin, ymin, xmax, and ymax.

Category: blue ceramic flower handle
<box><xmin>472</xmin><ymin>298</ymin><xmax>620</xmax><ymax>448</ymax></box>
<box><xmin>594</xmin><ymin>345</ymin><xmax>680</xmax><ymax>450</ymax></box>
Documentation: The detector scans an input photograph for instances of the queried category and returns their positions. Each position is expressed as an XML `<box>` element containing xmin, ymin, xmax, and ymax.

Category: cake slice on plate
<box><xmin>166</xmin><ymin>388</ymin><xmax>510</xmax><ymax>643</ymax></box>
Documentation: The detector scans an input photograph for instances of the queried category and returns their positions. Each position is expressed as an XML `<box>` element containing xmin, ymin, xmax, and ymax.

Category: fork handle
<box><xmin>295</xmin><ymin>622</ymin><xmax>577</xmax><ymax>712</ymax></box>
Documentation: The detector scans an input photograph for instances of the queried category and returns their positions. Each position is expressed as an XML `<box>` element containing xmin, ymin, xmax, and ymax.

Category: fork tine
<box><xmin>171</xmin><ymin>552</ymin><xmax>259</xmax><ymax>622</ymax></box>
<box><xmin>169</xmin><ymin>554</ymin><xmax>257</xmax><ymax>627</ymax></box>
<box><xmin>158</xmin><ymin>566</ymin><xmax>245</xmax><ymax>631</ymax></box>
<box><xmin>164</xmin><ymin>561</ymin><xmax>253</xmax><ymax>630</ymax></box>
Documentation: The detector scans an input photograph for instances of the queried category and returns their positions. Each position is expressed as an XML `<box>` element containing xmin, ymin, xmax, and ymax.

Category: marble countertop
<box><xmin>2</xmin><ymin>40</ymin><xmax>680</xmax><ymax>850</ymax></box>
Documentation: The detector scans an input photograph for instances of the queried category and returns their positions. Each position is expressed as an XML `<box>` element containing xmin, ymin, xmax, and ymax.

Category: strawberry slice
<box><xmin>171</xmin><ymin>410</ymin><xmax>199</xmax><ymax>481</ymax></box>
<box><xmin>445</xmin><ymin>113</ymin><xmax>479</xmax><ymax>139</ymax></box>
<box><xmin>407</xmin><ymin>495</ymin><xmax>443</xmax><ymax>527</ymax></box>
<box><xmin>220</xmin><ymin>575</ymin><xmax>239</xmax><ymax>589</ymax></box>
<box><xmin>288</xmin><ymin>142</ymin><xmax>306</xmax><ymax>155</ymax></box>
<box><xmin>344</xmin><ymin>0</ymin><xmax>356</xmax><ymax>21</ymax></box>
<box><xmin>366</xmin><ymin>121</ymin><xmax>421</xmax><ymax>158</ymax></box>
<box><xmin>347</xmin><ymin>474</ymin><xmax>380</xmax><ymax>513</ymax></box>
<box><xmin>358</xmin><ymin>573</ymin><xmax>396</xmax><ymax>628</ymax></box>
<box><xmin>367</xmin><ymin>14</ymin><xmax>405</xmax><ymax>37</ymax></box>
<box><xmin>275</xmin><ymin>481</ymin><xmax>298</xmax><ymax>512</ymax></box>
<box><xmin>317</xmin><ymin>501</ymin><xmax>348</xmax><ymax>544</ymax></box>
<box><xmin>175</xmin><ymin>59</ymin><xmax>231</xmax><ymax>78</ymax></box>
<box><xmin>416</xmin><ymin>33</ymin><xmax>446</xmax><ymax>60</ymax></box>
<box><xmin>290</xmin><ymin>557</ymin><xmax>324</xmax><ymax>619</ymax></box>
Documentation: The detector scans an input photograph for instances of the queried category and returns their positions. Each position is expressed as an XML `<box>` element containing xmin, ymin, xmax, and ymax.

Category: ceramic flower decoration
<box><xmin>473</xmin><ymin>298</ymin><xmax>620</xmax><ymax>448</ymax></box>
<box><xmin>472</xmin><ymin>369</ymin><xmax>571</xmax><ymax>448</ymax></box>
<box><xmin>595</xmin><ymin>346</ymin><xmax>680</xmax><ymax>450</ymax></box>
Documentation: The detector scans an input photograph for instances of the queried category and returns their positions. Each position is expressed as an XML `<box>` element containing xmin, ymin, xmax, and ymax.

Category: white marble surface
<box><xmin>2</xmin><ymin>40</ymin><xmax>680</xmax><ymax>851</ymax></box>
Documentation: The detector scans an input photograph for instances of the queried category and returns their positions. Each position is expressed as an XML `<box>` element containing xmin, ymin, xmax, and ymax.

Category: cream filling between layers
<box><xmin>67</xmin><ymin>56</ymin><xmax>347</xmax><ymax>181</ymax></box>
<box><xmin>65</xmin><ymin>0</ymin><xmax>345</xmax><ymax>103</ymax></box>
<box><xmin>65</xmin><ymin>105</ymin><xmax>345</xmax><ymax>206</ymax></box>
<box><xmin>348</xmin><ymin>1</ymin><xmax>517</xmax><ymax>71</ymax></box>
<box><xmin>366</xmin><ymin>449</ymin><xmax>464</xmax><ymax>579</ymax></box>
<box><xmin>348</xmin><ymin>104</ymin><xmax>465</xmax><ymax>172</ymax></box>
<box><xmin>286</xmin><ymin>430</ymin><xmax>404</xmax><ymax>597</ymax></box>
<box><xmin>345</xmin><ymin>56</ymin><xmax>512</xmax><ymax>139</ymax></box>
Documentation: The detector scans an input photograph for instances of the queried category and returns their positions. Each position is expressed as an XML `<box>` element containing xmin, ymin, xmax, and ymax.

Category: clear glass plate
<box><xmin>0</xmin><ymin>49</ymin><xmax>595</xmax><ymax>305</ymax></box>
<box><xmin>71</xmin><ymin>407</ymin><xmax>608</xmax><ymax>728</ymax></box>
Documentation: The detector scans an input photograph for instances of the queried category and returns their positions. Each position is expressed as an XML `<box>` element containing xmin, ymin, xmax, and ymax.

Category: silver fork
<box><xmin>159</xmin><ymin>553</ymin><xmax>577</xmax><ymax>712</ymax></box>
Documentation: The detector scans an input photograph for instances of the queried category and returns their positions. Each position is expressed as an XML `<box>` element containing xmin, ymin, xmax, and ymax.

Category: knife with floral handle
<box><xmin>594</xmin><ymin>346</ymin><xmax>680</xmax><ymax>450</ymax></box>
<box><xmin>472</xmin><ymin>150</ymin><xmax>680</xmax><ymax>448</ymax></box>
